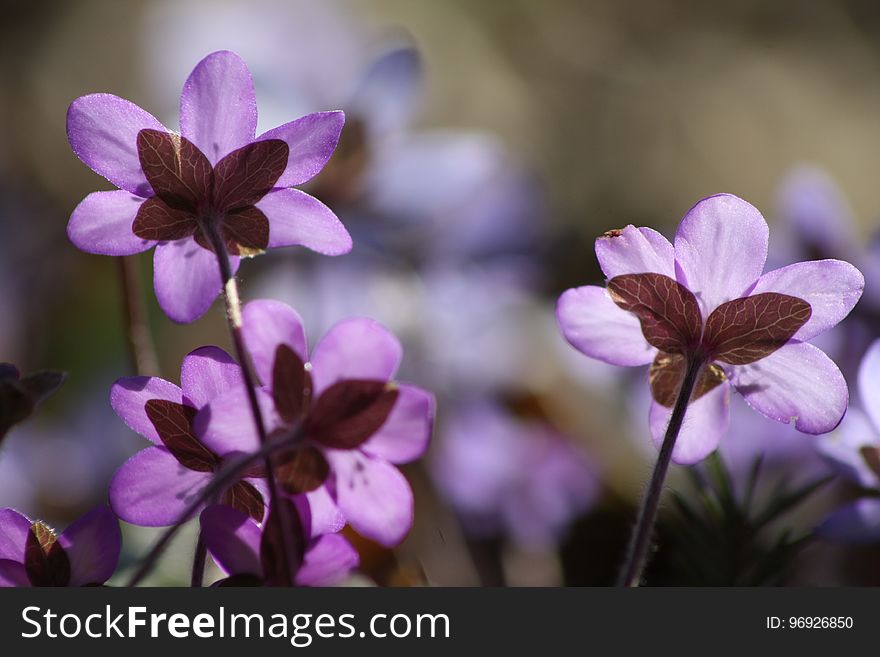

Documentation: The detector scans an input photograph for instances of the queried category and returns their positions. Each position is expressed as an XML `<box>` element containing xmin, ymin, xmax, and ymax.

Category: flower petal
<box><xmin>858</xmin><ymin>339</ymin><xmax>880</xmax><ymax>434</ymax></box>
<box><xmin>297</xmin><ymin>488</ymin><xmax>346</xmax><ymax>537</ymax></box>
<box><xmin>110</xmin><ymin>376</ymin><xmax>184</xmax><ymax>445</ymax></box>
<box><xmin>349</xmin><ymin>47</ymin><xmax>422</xmax><ymax>138</ymax></box>
<box><xmin>556</xmin><ymin>285</ymin><xmax>656</xmax><ymax>366</ymax></box>
<box><xmin>361</xmin><ymin>385</ymin><xmax>434</xmax><ymax>464</ymax></box>
<box><xmin>729</xmin><ymin>342</ymin><xmax>848</xmax><ymax>434</ymax></box>
<box><xmin>296</xmin><ymin>535</ymin><xmax>358</xmax><ymax>586</ymax></box>
<box><xmin>200</xmin><ymin>505</ymin><xmax>262</xmax><ymax>578</ymax></box>
<box><xmin>817</xmin><ymin>498</ymin><xmax>880</xmax><ymax>544</ymax></box>
<box><xmin>0</xmin><ymin>560</ymin><xmax>30</xmax><ymax>587</ymax></box>
<box><xmin>674</xmin><ymin>194</ymin><xmax>769</xmax><ymax>317</ymax></box>
<box><xmin>67</xmin><ymin>191</ymin><xmax>154</xmax><ymax>256</ymax></box>
<box><xmin>325</xmin><ymin>451</ymin><xmax>413</xmax><ymax>547</ymax></box>
<box><xmin>179</xmin><ymin>50</ymin><xmax>257</xmax><ymax>164</ymax></box>
<box><xmin>256</xmin><ymin>111</ymin><xmax>345</xmax><ymax>187</ymax></box>
<box><xmin>67</xmin><ymin>93</ymin><xmax>167</xmax><ymax>196</ymax></box>
<box><xmin>193</xmin><ymin>386</ymin><xmax>280</xmax><ymax>458</ymax></box>
<box><xmin>57</xmin><ymin>506</ymin><xmax>121</xmax><ymax>586</ymax></box>
<box><xmin>749</xmin><ymin>260</ymin><xmax>863</xmax><ymax>341</ymax></box>
<box><xmin>241</xmin><ymin>299</ymin><xmax>308</xmax><ymax>387</ymax></box>
<box><xmin>595</xmin><ymin>225</ymin><xmax>675</xmax><ymax>279</ymax></box>
<box><xmin>153</xmin><ymin>238</ymin><xmax>238</xmax><ymax>324</ymax></box>
<box><xmin>180</xmin><ymin>346</ymin><xmax>243</xmax><ymax>408</ymax></box>
<box><xmin>109</xmin><ymin>447</ymin><xmax>213</xmax><ymax>526</ymax></box>
<box><xmin>310</xmin><ymin>318</ymin><xmax>403</xmax><ymax>396</ymax></box>
<box><xmin>816</xmin><ymin>408</ymin><xmax>880</xmax><ymax>488</ymax></box>
<box><xmin>257</xmin><ymin>188</ymin><xmax>352</xmax><ymax>255</ymax></box>
<box><xmin>649</xmin><ymin>381</ymin><xmax>730</xmax><ymax>465</ymax></box>
<box><xmin>0</xmin><ymin>508</ymin><xmax>31</xmax><ymax>561</ymax></box>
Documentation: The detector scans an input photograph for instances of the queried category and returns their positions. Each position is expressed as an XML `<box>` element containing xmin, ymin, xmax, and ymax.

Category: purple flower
<box><xmin>816</xmin><ymin>339</ymin><xmax>880</xmax><ymax>543</ymax></box>
<box><xmin>67</xmin><ymin>50</ymin><xmax>352</xmax><ymax>323</ymax></box>
<box><xmin>0</xmin><ymin>506</ymin><xmax>120</xmax><ymax>587</ymax></box>
<box><xmin>557</xmin><ymin>193</ymin><xmax>864</xmax><ymax>464</ymax></box>
<box><xmin>200</xmin><ymin>499</ymin><xmax>358</xmax><ymax>587</ymax></box>
<box><xmin>109</xmin><ymin>346</ymin><xmax>268</xmax><ymax>526</ymax></box>
<box><xmin>196</xmin><ymin>300</ymin><xmax>435</xmax><ymax>547</ymax></box>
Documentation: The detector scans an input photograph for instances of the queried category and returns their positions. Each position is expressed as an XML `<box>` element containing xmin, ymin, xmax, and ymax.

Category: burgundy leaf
<box><xmin>306</xmin><ymin>380</ymin><xmax>399</xmax><ymax>450</ymax></box>
<box><xmin>136</xmin><ymin>129</ymin><xmax>212</xmax><ymax>211</ymax></box>
<box><xmin>649</xmin><ymin>353</ymin><xmax>726</xmax><ymax>408</ymax></box>
<box><xmin>272</xmin><ymin>345</ymin><xmax>312</xmax><ymax>423</ymax></box>
<box><xmin>260</xmin><ymin>497</ymin><xmax>306</xmax><ymax>587</ymax></box>
<box><xmin>132</xmin><ymin>197</ymin><xmax>198</xmax><ymax>241</ymax></box>
<box><xmin>607</xmin><ymin>273</ymin><xmax>703</xmax><ymax>354</ymax></box>
<box><xmin>0</xmin><ymin>368</ymin><xmax>66</xmax><ymax>442</ymax></box>
<box><xmin>273</xmin><ymin>445</ymin><xmax>330</xmax><ymax>494</ymax></box>
<box><xmin>703</xmin><ymin>293</ymin><xmax>812</xmax><ymax>365</ymax></box>
<box><xmin>211</xmin><ymin>139</ymin><xmax>289</xmax><ymax>212</ymax></box>
<box><xmin>144</xmin><ymin>399</ymin><xmax>218</xmax><ymax>472</ymax></box>
<box><xmin>24</xmin><ymin>522</ymin><xmax>71</xmax><ymax>587</ymax></box>
<box><xmin>221</xmin><ymin>480</ymin><xmax>265</xmax><ymax>523</ymax></box>
<box><xmin>221</xmin><ymin>206</ymin><xmax>270</xmax><ymax>256</ymax></box>
<box><xmin>860</xmin><ymin>446</ymin><xmax>880</xmax><ymax>480</ymax></box>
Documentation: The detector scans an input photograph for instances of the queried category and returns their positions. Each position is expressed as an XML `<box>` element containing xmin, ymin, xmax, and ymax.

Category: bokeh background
<box><xmin>3</xmin><ymin>0</ymin><xmax>880</xmax><ymax>585</ymax></box>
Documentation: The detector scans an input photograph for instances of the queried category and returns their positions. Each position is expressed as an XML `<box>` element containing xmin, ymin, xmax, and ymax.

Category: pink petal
<box><xmin>194</xmin><ymin>386</ymin><xmax>280</xmax><ymax>458</ymax></box>
<box><xmin>241</xmin><ymin>300</ymin><xmax>308</xmax><ymax>387</ymax></box>
<box><xmin>110</xmin><ymin>376</ymin><xmax>184</xmax><ymax>445</ymax></box>
<box><xmin>649</xmin><ymin>381</ymin><xmax>731</xmax><ymax>465</ymax></box>
<box><xmin>0</xmin><ymin>560</ymin><xmax>30</xmax><ymax>587</ymax></box>
<box><xmin>816</xmin><ymin>408</ymin><xmax>880</xmax><ymax>489</ymax></box>
<box><xmin>180</xmin><ymin>346</ymin><xmax>243</xmax><ymax>408</ymax></box>
<box><xmin>297</xmin><ymin>488</ymin><xmax>346</xmax><ymax>537</ymax></box>
<box><xmin>256</xmin><ymin>111</ymin><xmax>345</xmax><ymax>187</ymax></box>
<box><xmin>730</xmin><ymin>342</ymin><xmax>848</xmax><ymax>435</ymax></box>
<box><xmin>179</xmin><ymin>50</ymin><xmax>257</xmax><ymax>164</ymax></box>
<box><xmin>674</xmin><ymin>194</ymin><xmax>769</xmax><ymax>318</ymax></box>
<box><xmin>594</xmin><ymin>225</ymin><xmax>675</xmax><ymax>279</ymax></box>
<box><xmin>556</xmin><ymin>285</ymin><xmax>656</xmax><ymax>366</ymax></box>
<box><xmin>67</xmin><ymin>93</ymin><xmax>167</xmax><ymax>196</ymax></box>
<box><xmin>361</xmin><ymin>384</ymin><xmax>434</xmax><ymax>464</ymax></box>
<box><xmin>199</xmin><ymin>505</ymin><xmax>262</xmax><ymax>577</ymax></box>
<box><xmin>57</xmin><ymin>506</ymin><xmax>121</xmax><ymax>586</ymax></box>
<box><xmin>67</xmin><ymin>191</ymin><xmax>154</xmax><ymax>255</ymax></box>
<box><xmin>296</xmin><ymin>535</ymin><xmax>358</xmax><ymax>586</ymax></box>
<box><xmin>257</xmin><ymin>188</ymin><xmax>351</xmax><ymax>255</ymax></box>
<box><xmin>0</xmin><ymin>508</ymin><xmax>31</xmax><ymax>561</ymax></box>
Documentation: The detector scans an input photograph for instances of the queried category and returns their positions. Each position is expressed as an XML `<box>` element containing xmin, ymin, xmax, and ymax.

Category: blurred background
<box><xmin>3</xmin><ymin>0</ymin><xmax>880</xmax><ymax>585</ymax></box>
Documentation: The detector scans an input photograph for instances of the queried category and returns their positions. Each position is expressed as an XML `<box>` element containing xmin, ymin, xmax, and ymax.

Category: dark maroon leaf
<box><xmin>24</xmin><ymin>522</ymin><xmax>71</xmax><ymax>587</ymax></box>
<box><xmin>703</xmin><ymin>293</ymin><xmax>811</xmax><ymax>365</ymax></box>
<box><xmin>860</xmin><ymin>446</ymin><xmax>880</xmax><ymax>479</ymax></box>
<box><xmin>144</xmin><ymin>399</ymin><xmax>218</xmax><ymax>472</ymax></box>
<box><xmin>18</xmin><ymin>370</ymin><xmax>66</xmax><ymax>405</ymax></box>
<box><xmin>274</xmin><ymin>445</ymin><xmax>330</xmax><ymax>494</ymax></box>
<box><xmin>272</xmin><ymin>345</ymin><xmax>312</xmax><ymax>423</ymax></box>
<box><xmin>137</xmin><ymin>129</ymin><xmax>212</xmax><ymax>210</ymax></box>
<box><xmin>211</xmin><ymin>139</ymin><xmax>288</xmax><ymax>211</ymax></box>
<box><xmin>132</xmin><ymin>197</ymin><xmax>198</xmax><ymax>241</ymax></box>
<box><xmin>607</xmin><ymin>273</ymin><xmax>703</xmax><ymax>354</ymax></box>
<box><xmin>649</xmin><ymin>353</ymin><xmax>727</xmax><ymax>408</ymax></box>
<box><xmin>260</xmin><ymin>497</ymin><xmax>306</xmax><ymax>587</ymax></box>
<box><xmin>0</xmin><ymin>367</ymin><xmax>66</xmax><ymax>442</ymax></box>
<box><xmin>306</xmin><ymin>380</ymin><xmax>399</xmax><ymax>450</ymax></box>
<box><xmin>221</xmin><ymin>206</ymin><xmax>270</xmax><ymax>256</ymax></box>
<box><xmin>221</xmin><ymin>480</ymin><xmax>265</xmax><ymax>523</ymax></box>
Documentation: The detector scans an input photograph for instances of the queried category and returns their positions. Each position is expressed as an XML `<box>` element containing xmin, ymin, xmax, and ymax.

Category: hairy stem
<box><xmin>617</xmin><ymin>356</ymin><xmax>703</xmax><ymax>587</ymax></box>
<box><xmin>117</xmin><ymin>256</ymin><xmax>159</xmax><ymax>376</ymax></box>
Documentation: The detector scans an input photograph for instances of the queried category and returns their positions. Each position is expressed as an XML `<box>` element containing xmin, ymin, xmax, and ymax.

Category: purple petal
<box><xmin>110</xmin><ymin>376</ymin><xmax>184</xmax><ymax>445</ymax></box>
<box><xmin>595</xmin><ymin>225</ymin><xmax>675</xmax><ymax>279</ymax></box>
<box><xmin>816</xmin><ymin>408</ymin><xmax>880</xmax><ymax>488</ymax></box>
<box><xmin>194</xmin><ymin>386</ymin><xmax>280</xmax><ymax>458</ymax></box>
<box><xmin>109</xmin><ymin>447</ymin><xmax>213</xmax><ymax>526</ymax></box>
<box><xmin>674</xmin><ymin>194</ymin><xmax>768</xmax><ymax>317</ymax></box>
<box><xmin>730</xmin><ymin>342</ymin><xmax>848</xmax><ymax>434</ymax></box>
<box><xmin>153</xmin><ymin>237</ymin><xmax>238</xmax><ymax>324</ymax></box>
<box><xmin>199</xmin><ymin>505</ymin><xmax>262</xmax><ymax>577</ymax></box>
<box><xmin>310</xmin><ymin>318</ymin><xmax>403</xmax><ymax>396</ymax></box>
<box><xmin>556</xmin><ymin>285</ymin><xmax>656</xmax><ymax>366</ymax></box>
<box><xmin>257</xmin><ymin>188</ymin><xmax>351</xmax><ymax>255</ymax></box>
<box><xmin>296</xmin><ymin>534</ymin><xmax>358</xmax><ymax>586</ymax></box>
<box><xmin>0</xmin><ymin>508</ymin><xmax>31</xmax><ymax>561</ymax></box>
<box><xmin>67</xmin><ymin>191</ymin><xmax>154</xmax><ymax>256</ymax></box>
<box><xmin>67</xmin><ymin>93</ymin><xmax>166</xmax><ymax>196</ymax></box>
<box><xmin>179</xmin><ymin>50</ymin><xmax>257</xmax><ymax>165</ymax></box>
<box><xmin>241</xmin><ymin>299</ymin><xmax>308</xmax><ymax>386</ymax></box>
<box><xmin>649</xmin><ymin>381</ymin><xmax>730</xmax><ymax>465</ymax></box>
<box><xmin>180</xmin><ymin>346</ymin><xmax>243</xmax><ymax>408</ymax></box>
<box><xmin>349</xmin><ymin>47</ymin><xmax>421</xmax><ymax>137</ymax></box>
<box><xmin>817</xmin><ymin>498</ymin><xmax>880</xmax><ymax>544</ymax></box>
<box><xmin>0</xmin><ymin>560</ymin><xmax>30</xmax><ymax>587</ymax></box>
<box><xmin>858</xmin><ymin>339</ymin><xmax>880</xmax><ymax>434</ymax></box>
<box><xmin>256</xmin><ymin>111</ymin><xmax>345</xmax><ymax>187</ymax></box>
<box><xmin>749</xmin><ymin>260</ymin><xmax>864</xmax><ymax>341</ymax></box>
<box><xmin>361</xmin><ymin>385</ymin><xmax>434</xmax><ymax>464</ymax></box>
<box><xmin>57</xmin><ymin>506</ymin><xmax>121</xmax><ymax>586</ymax></box>
<box><xmin>298</xmin><ymin>488</ymin><xmax>346</xmax><ymax>537</ymax></box>
<box><xmin>325</xmin><ymin>450</ymin><xmax>413</xmax><ymax>547</ymax></box>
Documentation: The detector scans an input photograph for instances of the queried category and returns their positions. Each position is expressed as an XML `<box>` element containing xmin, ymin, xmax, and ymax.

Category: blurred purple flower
<box><xmin>67</xmin><ymin>50</ymin><xmax>350</xmax><ymax>323</ymax></box>
<box><xmin>557</xmin><ymin>193</ymin><xmax>863</xmax><ymax>464</ymax></box>
<box><xmin>197</xmin><ymin>300</ymin><xmax>435</xmax><ymax>547</ymax></box>
<box><xmin>431</xmin><ymin>401</ymin><xmax>599</xmax><ymax>549</ymax></box>
<box><xmin>0</xmin><ymin>506</ymin><xmax>120</xmax><ymax>587</ymax></box>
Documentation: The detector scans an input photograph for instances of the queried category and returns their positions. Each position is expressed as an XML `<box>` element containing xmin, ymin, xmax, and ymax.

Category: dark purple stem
<box><xmin>190</xmin><ymin>532</ymin><xmax>207</xmax><ymax>587</ymax></box>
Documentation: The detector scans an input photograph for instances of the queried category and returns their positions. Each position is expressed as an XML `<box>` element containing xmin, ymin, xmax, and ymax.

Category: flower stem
<box><xmin>117</xmin><ymin>256</ymin><xmax>159</xmax><ymax>376</ymax></box>
<box><xmin>190</xmin><ymin>532</ymin><xmax>207</xmax><ymax>587</ymax></box>
<box><xmin>617</xmin><ymin>356</ymin><xmax>703</xmax><ymax>587</ymax></box>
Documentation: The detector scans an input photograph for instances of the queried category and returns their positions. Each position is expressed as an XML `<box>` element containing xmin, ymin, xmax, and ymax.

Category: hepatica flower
<box><xmin>196</xmin><ymin>300</ymin><xmax>435</xmax><ymax>547</ymax></box>
<box><xmin>557</xmin><ymin>194</ymin><xmax>864</xmax><ymax>464</ymax></box>
<box><xmin>0</xmin><ymin>506</ymin><xmax>120</xmax><ymax>587</ymax></box>
<box><xmin>109</xmin><ymin>346</ymin><xmax>267</xmax><ymax>526</ymax></box>
<box><xmin>67</xmin><ymin>50</ymin><xmax>351</xmax><ymax>323</ymax></box>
